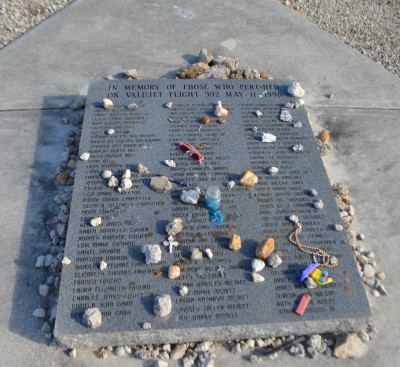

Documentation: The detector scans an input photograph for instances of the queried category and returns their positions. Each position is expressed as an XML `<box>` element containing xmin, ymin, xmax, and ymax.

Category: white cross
<box><xmin>163</xmin><ymin>235</ymin><xmax>179</xmax><ymax>253</ymax></box>
<box><xmin>217</xmin><ymin>266</ymin><xmax>225</xmax><ymax>278</ymax></box>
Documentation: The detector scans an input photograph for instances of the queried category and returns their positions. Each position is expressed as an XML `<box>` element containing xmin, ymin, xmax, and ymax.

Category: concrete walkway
<box><xmin>0</xmin><ymin>0</ymin><xmax>399</xmax><ymax>366</ymax></box>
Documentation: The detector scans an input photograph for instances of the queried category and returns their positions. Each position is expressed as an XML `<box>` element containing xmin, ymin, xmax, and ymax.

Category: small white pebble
<box><xmin>103</xmin><ymin>98</ymin><xmax>114</xmax><ymax>110</ymax></box>
<box><xmin>262</xmin><ymin>133</ymin><xmax>277</xmax><ymax>143</ymax></box>
<box><xmin>255</xmin><ymin>110</ymin><xmax>263</xmax><ymax>117</ymax></box>
<box><xmin>252</xmin><ymin>272</ymin><xmax>265</xmax><ymax>283</ymax></box>
<box><xmin>227</xmin><ymin>180</ymin><xmax>235</xmax><ymax>189</ymax></box>
<box><xmin>205</xmin><ymin>248</ymin><xmax>213</xmax><ymax>259</ymax></box>
<box><xmin>179</xmin><ymin>285</ymin><xmax>189</xmax><ymax>296</ymax></box>
<box><xmin>164</xmin><ymin>160</ymin><xmax>176</xmax><ymax>168</ymax></box>
<box><xmin>269</xmin><ymin>167</ymin><xmax>279</xmax><ymax>175</ymax></box>
<box><xmin>99</xmin><ymin>261</ymin><xmax>108</xmax><ymax>271</ymax></box>
<box><xmin>122</xmin><ymin>169</ymin><xmax>131</xmax><ymax>179</ymax></box>
<box><xmin>289</xmin><ymin>215</ymin><xmax>299</xmax><ymax>224</ymax></box>
<box><xmin>142</xmin><ymin>322</ymin><xmax>152</xmax><ymax>329</ymax></box>
<box><xmin>310</xmin><ymin>188</ymin><xmax>318</xmax><ymax>197</ymax></box>
<box><xmin>165</xmin><ymin>102</ymin><xmax>173</xmax><ymax>109</ymax></box>
<box><xmin>252</xmin><ymin>126</ymin><xmax>258</xmax><ymax>132</ymax></box>
<box><xmin>102</xmin><ymin>170</ymin><xmax>112</xmax><ymax>179</ymax></box>
<box><xmin>80</xmin><ymin>152</ymin><xmax>90</xmax><ymax>161</ymax></box>
<box><xmin>33</xmin><ymin>308</ymin><xmax>46</xmax><ymax>318</ymax></box>
<box><xmin>371</xmin><ymin>289</ymin><xmax>380</xmax><ymax>297</ymax></box>
<box><xmin>357</xmin><ymin>233</ymin><xmax>366</xmax><ymax>241</ymax></box>
<box><xmin>90</xmin><ymin>217</ymin><xmax>102</xmax><ymax>227</ymax></box>
<box><xmin>108</xmin><ymin>176</ymin><xmax>119</xmax><ymax>188</ymax></box>
<box><xmin>62</xmin><ymin>256</ymin><xmax>71</xmax><ymax>265</ymax></box>
<box><xmin>334</xmin><ymin>224</ymin><xmax>344</xmax><ymax>231</ymax></box>
<box><xmin>68</xmin><ymin>348</ymin><xmax>77</xmax><ymax>358</ymax></box>
<box><xmin>292</xmin><ymin>144</ymin><xmax>304</xmax><ymax>152</ymax></box>
<box><xmin>313</xmin><ymin>199</ymin><xmax>324</xmax><ymax>209</ymax></box>
<box><xmin>293</xmin><ymin>121</ymin><xmax>303</xmax><ymax>128</ymax></box>
<box><xmin>106</xmin><ymin>128</ymin><xmax>115</xmax><ymax>135</ymax></box>
<box><xmin>127</xmin><ymin>103</ymin><xmax>138</xmax><ymax>110</ymax></box>
<box><xmin>251</xmin><ymin>259</ymin><xmax>265</xmax><ymax>272</ymax></box>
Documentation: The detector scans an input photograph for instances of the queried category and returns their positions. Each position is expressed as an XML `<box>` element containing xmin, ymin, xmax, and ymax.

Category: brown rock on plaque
<box><xmin>255</xmin><ymin>238</ymin><xmax>275</xmax><ymax>260</ymax></box>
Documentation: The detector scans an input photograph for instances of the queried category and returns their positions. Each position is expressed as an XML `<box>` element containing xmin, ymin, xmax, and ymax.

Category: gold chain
<box><xmin>289</xmin><ymin>222</ymin><xmax>338</xmax><ymax>268</ymax></box>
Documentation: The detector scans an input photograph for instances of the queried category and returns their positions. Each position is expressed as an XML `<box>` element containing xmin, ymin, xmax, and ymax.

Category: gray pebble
<box><xmin>35</xmin><ymin>256</ymin><xmax>45</xmax><ymax>267</ymax></box>
<box><xmin>363</xmin><ymin>263</ymin><xmax>375</xmax><ymax>278</ymax></box>
<box><xmin>32</xmin><ymin>308</ymin><xmax>46</xmax><ymax>318</ymax></box>
<box><xmin>38</xmin><ymin>284</ymin><xmax>49</xmax><ymax>296</ymax></box>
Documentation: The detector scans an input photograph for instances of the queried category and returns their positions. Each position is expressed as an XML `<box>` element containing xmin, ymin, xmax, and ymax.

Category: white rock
<box><xmin>142</xmin><ymin>322</ymin><xmax>152</xmax><ymax>329</ymax></box>
<box><xmin>292</xmin><ymin>144</ymin><xmax>304</xmax><ymax>152</ymax></box>
<box><xmin>33</xmin><ymin>308</ymin><xmax>46</xmax><ymax>318</ymax></box>
<box><xmin>125</xmin><ymin>68</ymin><xmax>138</xmax><ymax>79</ymax></box>
<box><xmin>214</xmin><ymin>101</ymin><xmax>229</xmax><ymax>117</ymax></box>
<box><xmin>80</xmin><ymin>152</ymin><xmax>90</xmax><ymax>161</ymax></box>
<box><xmin>251</xmin><ymin>258</ymin><xmax>265</xmax><ymax>272</ymax></box>
<box><xmin>191</xmin><ymin>248</ymin><xmax>203</xmax><ymax>261</ymax></box>
<box><xmin>288</xmin><ymin>82</ymin><xmax>305</xmax><ymax>97</ymax></box>
<box><xmin>269</xmin><ymin>167</ymin><xmax>279</xmax><ymax>175</ymax></box>
<box><xmin>68</xmin><ymin>348</ymin><xmax>77</xmax><ymax>358</ymax></box>
<box><xmin>348</xmin><ymin>205</ymin><xmax>355</xmax><ymax>216</ymax></box>
<box><xmin>121</xmin><ymin>177</ymin><xmax>133</xmax><ymax>190</ymax></box>
<box><xmin>289</xmin><ymin>214</ymin><xmax>299</xmax><ymax>223</ymax></box>
<box><xmin>255</xmin><ymin>110</ymin><xmax>263</xmax><ymax>117</ymax></box>
<box><xmin>165</xmin><ymin>218</ymin><xmax>183</xmax><ymax>236</ymax></box>
<box><xmin>90</xmin><ymin>217</ymin><xmax>102</xmax><ymax>227</ymax></box>
<box><xmin>333</xmin><ymin>333</ymin><xmax>368</xmax><ymax>359</ymax></box>
<box><xmin>252</xmin><ymin>272</ymin><xmax>265</xmax><ymax>283</ymax></box>
<box><xmin>102</xmin><ymin>170</ymin><xmax>112</xmax><ymax>179</ymax></box>
<box><xmin>141</xmin><ymin>244</ymin><xmax>162</xmax><ymax>264</ymax></box>
<box><xmin>267</xmin><ymin>253</ymin><xmax>282</xmax><ymax>268</ymax></box>
<box><xmin>108</xmin><ymin>176</ymin><xmax>119</xmax><ymax>188</ymax></box>
<box><xmin>313</xmin><ymin>199</ymin><xmax>324</xmax><ymax>209</ymax></box>
<box><xmin>154</xmin><ymin>294</ymin><xmax>172</xmax><ymax>317</ymax></box>
<box><xmin>165</xmin><ymin>101</ymin><xmax>173</xmax><ymax>109</ymax></box>
<box><xmin>35</xmin><ymin>256</ymin><xmax>45</xmax><ymax>267</ymax></box>
<box><xmin>227</xmin><ymin>180</ymin><xmax>235</xmax><ymax>189</ymax></box>
<box><xmin>179</xmin><ymin>285</ymin><xmax>189</xmax><ymax>296</ymax></box>
<box><xmin>156</xmin><ymin>361</ymin><xmax>169</xmax><ymax>367</ymax></box>
<box><xmin>164</xmin><ymin>159</ymin><xmax>176</xmax><ymax>168</ymax></box>
<box><xmin>106</xmin><ymin>128</ymin><xmax>115</xmax><ymax>135</ymax></box>
<box><xmin>293</xmin><ymin>121</ymin><xmax>303</xmax><ymax>128</ymax></box>
<box><xmin>262</xmin><ymin>133</ymin><xmax>277</xmax><ymax>143</ymax></box>
<box><xmin>363</xmin><ymin>263</ymin><xmax>375</xmax><ymax>278</ymax></box>
<box><xmin>205</xmin><ymin>248</ymin><xmax>213</xmax><ymax>259</ymax></box>
<box><xmin>62</xmin><ymin>256</ymin><xmax>71</xmax><ymax>265</ymax></box>
<box><xmin>82</xmin><ymin>308</ymin><xmax>102</xmax><ymax>329</ymax></box>
<box><xmin>127</xmin><ymin>102</ymin><xmax>138</xmax><ymax>110</ymax></box>
<box><xmin>252</xmin><ymin>126</ymin><xmax>258</xmax><ymax>132</ymax></box>
<box><xmin>180</xmin><ymin>189</ymin><xmax>200</xmax><ymax>204</ymax></box>
<box><xmin>310</xmin><ymin>188</ymin><xmax>318</xmax><ymax>197</ymax></box>
<box><xmin>114</xmin><ymin>346</ymin><xmax>126</xmax><ymax>357</ymax></box>
<box><xmin>102</xmin><ymin>98</ymin><xmax>114</xmax><ymax>110</ymax></box>
<box><xmin>335</xmin><ymin>224</ymin><xmax>344</xmax><ymax>231</ymax></box>
<box><xmin>122</xmin><ymin>169</ymin><xmax>131</xmax><ymax>178</ymax></box>
<box><xmin>138</xmin><ymin>163</ymin><xmax>150</xmax><ymax>174</ymax></box>
<box><xmin>195</xmin><ymin>341</ymin><xmax>212</xmax><ymax>352</ymax></box>
<box><xmin>305</xmin><ymin>277</ymin><xmax>318</xmax><ymax>289</ymax></box>
<box><xmin>39</xmin><ymin>284</ymin><xmax>49</xmax><ymax>296</ymax></box>
<box><xmin>99</xmin><ymin>260</ymin><xmax>108</xmax><ymax>270</ymax></box>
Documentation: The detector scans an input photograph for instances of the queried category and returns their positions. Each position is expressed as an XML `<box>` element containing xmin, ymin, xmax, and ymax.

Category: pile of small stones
<box><xmin>35</xmin><ymin>52</ymin><xmax>386</xmax><ymax>363</ymax></box>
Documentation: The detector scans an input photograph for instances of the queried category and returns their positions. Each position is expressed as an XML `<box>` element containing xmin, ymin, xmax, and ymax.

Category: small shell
<box><xmin>90</xmin><ymin>217</ymin><xmax>102</xmax><ymax>227</ymax></box>
<box><xmin>165</xmin><ymin>101</ymin><xmax>173</xmax><ymax>109</ymax></box>
<box><xmin>201</xmin><ymin>115</ymin><xmax>211</xmax><ymax>125</ymax></box>
<box><xmin>251</xmin><ymin>258</ymin><xmax>265</xmax><ymax>272</ymax></box>
<box><xmin>313</xmin><ymin>199</ymin><xmax>324</xmax><ymax>209</ymax></box>
<box><xmin>106</xmin><ymin>128</ymin><xmax>115</xmax><ymax>135</ymax></box>
<box><xmin>168</xmin><ymin>265</ymin><xmax>181</xmax><ymax>279</ymax></box>
<box><xmin>252</xmin><ymin>272</ymin><xmax>265</xmax><ymax>283</ymax></box>
<box><xmin>127</xmin><ymin>103</ymin><xmax>138</xmax><ymax>110</ymax></box>
<box><xmin>99</xmin><ymin>260</ymin><xmax>108</xmax><ymax>270</ymax></box>
<box><xmin>262</xmin><ymin>133</ymin><xmax>277</xmax><ymax>143</ymax></box>
<box><xmin>62</xmin><ymin>257</ymin><xmax>71</xmax><ymax>265</ymax></box>
<box><xmin>255</xmin><ymin>110</ymin><xmax>263</xmax><ymax>117</ymax></box>
<box><xmin>292</xmin><ymin>144</ymin><xmax>304</xmax><ymax>152</ymax></box>
<box><xmin>205</xmin><ymin>248</ymin><xmax>213</xmax><ymax>259</ymax></box>
<box><xmin>80</xmin><ymin>152</ymin><xmax>90</xmax><ymax>161</ymax></box>
<box><xmin>164</xmin><ymin>160</ymin><xmax>176</xmax><ymax>168</ymax></box>
<box><xmin>103</xmin><ymin>98</ymin><xmax>114</xmax><ymax>110</ymax></box>
<box><xmin>289</xmin><ymin>215</ymin><xmax>299</xmax><ymax>224</ymax></box>
<box><xmin>269</xmin><ymin>167</ymin><xmax>279</xmax><ymax>175</ymax></box>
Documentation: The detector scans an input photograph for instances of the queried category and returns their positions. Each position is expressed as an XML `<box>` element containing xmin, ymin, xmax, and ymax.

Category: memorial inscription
<box><xmin>55</xmin><ymin>79</ymin><xmax>371</xmax><ymax>348</ymax></box>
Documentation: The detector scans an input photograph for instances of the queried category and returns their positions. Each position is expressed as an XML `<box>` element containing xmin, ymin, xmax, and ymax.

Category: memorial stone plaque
<box><xmin>55</xmin><ymin>79</ymin><xmax>371</xmax><ymax>348</ymax></box>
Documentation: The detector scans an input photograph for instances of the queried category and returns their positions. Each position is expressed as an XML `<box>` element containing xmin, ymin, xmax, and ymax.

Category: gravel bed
<box><xmin>0</xmin><ymin>0</ymin><xmax>75</xmax><ymax>48</ymax></box>
<box><xmin>280</xmin><ymin>0</ymin><xmax>400</xmax><ymax>77</ymax></box>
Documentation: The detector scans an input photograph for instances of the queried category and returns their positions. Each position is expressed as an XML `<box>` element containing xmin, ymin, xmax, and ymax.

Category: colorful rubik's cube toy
<box><xmin>300</xmin><ymin>263</ymin><xmax>333</xmax><ymax>286</ymax></box>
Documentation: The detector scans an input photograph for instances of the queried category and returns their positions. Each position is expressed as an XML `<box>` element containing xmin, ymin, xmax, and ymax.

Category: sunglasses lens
<box><xmin>178</xmin><ymin>144</ymin><xmax>190</xmax><ymax>153</ymax></box>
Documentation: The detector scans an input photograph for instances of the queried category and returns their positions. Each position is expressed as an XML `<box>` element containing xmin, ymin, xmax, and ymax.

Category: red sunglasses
<box><xmin>178</xmin><ymin>141</ymin><xmax>204</xmax><ymax>164</ymax></box>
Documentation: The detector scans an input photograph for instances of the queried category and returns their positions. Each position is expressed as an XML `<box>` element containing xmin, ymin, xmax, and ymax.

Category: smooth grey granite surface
<box><xmin>54</xmin><ymin>79</ymin><xmax>370</xmax><ymax>348</ymax></box>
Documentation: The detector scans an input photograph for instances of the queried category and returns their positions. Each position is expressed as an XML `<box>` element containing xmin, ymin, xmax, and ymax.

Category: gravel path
<box><xmin>0</xmin><ymin>0</ymin><xmax>399</xmax><ymax>77</ymax></box>
<box><xmin>280</xmin><ymin>0</ymin><xmax>400</xmax><ymax>77</ymax></box>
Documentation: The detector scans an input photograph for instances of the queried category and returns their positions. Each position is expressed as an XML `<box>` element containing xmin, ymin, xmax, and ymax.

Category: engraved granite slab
<box><xmin>54</xmin><ymin>79</ymin><xmax>371</xmax><ymax>348</ymax></box>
